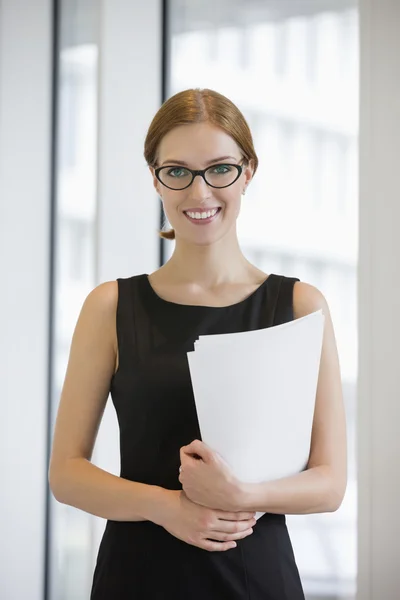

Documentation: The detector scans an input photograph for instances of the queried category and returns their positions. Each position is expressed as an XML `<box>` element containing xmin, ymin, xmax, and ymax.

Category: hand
<box><xmin>179</xmin><ymin>439</ymin><xmax>243</xmax><ymax>511</ymax></box>
<box><xmin>160</xmin><ymin>490</ymin><xmax>256</xmax><ymax>552</ymax></box>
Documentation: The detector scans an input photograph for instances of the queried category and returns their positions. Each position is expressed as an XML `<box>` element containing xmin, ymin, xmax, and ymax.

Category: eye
<box><xmin>210</xmin><ymin>164</ymin><xmax>234</xmax><ymax>174</ymax></box>
<box><xmin>167</xmin><ymin>167</ymin><xmax>190</xmax><ymax>178</ymax></box>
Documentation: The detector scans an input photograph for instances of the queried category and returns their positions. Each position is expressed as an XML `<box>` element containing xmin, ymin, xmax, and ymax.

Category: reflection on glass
<box><xmin>48</xmin><ymin>1</ymin><xmax>99</xmax><ymax>598</ymax></box>
<box><xmin>167</xmin><ymin>2</ymin><xmax>358</xmax><ymax>598</ymax></box>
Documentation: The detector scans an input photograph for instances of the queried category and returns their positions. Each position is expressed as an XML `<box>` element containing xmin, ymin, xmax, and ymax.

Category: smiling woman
<box><xmin>48</xmin><ymin>88</ymin><xmax>346</xmax><ymax>600</ymax></box>
<box><xmin>149</xmin><ymin>120</ymin><xmax>253</xmax><ymax>247</ymax></box>
<box><xmin>144</xmin><ymin>88</ymin><xmax>258</xmax><ymax>241</ymax></box>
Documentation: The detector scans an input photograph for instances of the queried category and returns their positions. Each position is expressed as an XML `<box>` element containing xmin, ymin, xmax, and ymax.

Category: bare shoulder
<box><xmin>82</xmin><ymin>280</ymin><xmax>118</xmax><ymax>319</ymax></box>
<box><xmin>77</xmin><ymin>280</ymin><xmax>119</xmax><ymax>368</ymax></box>
<box><xmin>292</xmin><ymin>280</ymin><xmax>329</xmax><ymax>319</ymax></box>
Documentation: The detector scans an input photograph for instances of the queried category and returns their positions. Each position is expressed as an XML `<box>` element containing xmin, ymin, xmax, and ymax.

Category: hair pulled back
<box><xmin>144</xmin><ymin>88</ymin><xmax>258</xmax><ymax>240</ymax></box>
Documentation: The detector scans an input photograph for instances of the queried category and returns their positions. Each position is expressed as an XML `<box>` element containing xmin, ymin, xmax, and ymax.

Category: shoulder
<box><xmin>292</xmin><ymin>280</ymin><xmax>330</xmax><ymax>320</ymax></box>
<box><xmin>85</xmin><ymin>280</ymin><xmax>118</xmax><ymax>309</ymax></box>
<box><xmin>80</xmin><ymin>280</ymin><xmax>119</xmax><ymax>324</ymax></box>
<box><xmin>84</xmin><ymin>274</ymin><xmax>147</xmax><ymax>315</ymax></box>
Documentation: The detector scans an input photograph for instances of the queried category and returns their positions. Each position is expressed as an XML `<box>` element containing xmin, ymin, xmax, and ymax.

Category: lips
<box><xmin>183</xmin><ymin>207</ymin><xmax>222</xmax><ymax>225</ymax></box>
<box><xmin>184</xmin><ymin>207</ymin><xmax>220</xmax><ymax>216</ymax></box>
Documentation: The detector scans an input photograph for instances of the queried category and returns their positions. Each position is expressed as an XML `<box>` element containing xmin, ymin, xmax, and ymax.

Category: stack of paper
<box><xmin>187</xmin><ymin>310</ymin><xmax>325</xmax><ymax>518</ymax></box>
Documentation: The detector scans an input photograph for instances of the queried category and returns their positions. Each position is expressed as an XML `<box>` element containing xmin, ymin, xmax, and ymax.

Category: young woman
<box><xmin>49</xmin><ymin>88</ymin><xmax>347</xmax><ymax>599</ymax></box>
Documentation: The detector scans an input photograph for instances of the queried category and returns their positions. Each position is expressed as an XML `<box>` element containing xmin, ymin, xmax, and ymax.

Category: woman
<box><xmin>49</xmin><ymin>88</ymin><xmax>347</xmax><ymax>599</ymax></box>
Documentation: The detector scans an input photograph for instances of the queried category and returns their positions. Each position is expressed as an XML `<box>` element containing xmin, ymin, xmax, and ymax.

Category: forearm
<box><xmin>237</xmin><ymin>466</ymin><xmax>344</xmax><ymax>515</ymax></box>
<box><xmin>49</xmin><ymin>457</ymin><xmax>169</xmax><ymax>523</ymax></box>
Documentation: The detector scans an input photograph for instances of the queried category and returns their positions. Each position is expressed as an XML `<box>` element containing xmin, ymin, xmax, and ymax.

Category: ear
<box><xmin>149</xmin><ymin>165</ymin><xmax>162</xmax><ymax>197</ymax></box>
<box><xmin>243</xmin><ymin>158</ymin><xmax>255</xmax><ymax>187</ymax></box>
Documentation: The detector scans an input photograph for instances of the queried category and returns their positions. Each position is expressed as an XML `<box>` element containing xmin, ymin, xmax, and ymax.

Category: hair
<box><xmin>143</xmin><ymin>88</ymin><xmax>259</xmax><ymax>240</ymax></box>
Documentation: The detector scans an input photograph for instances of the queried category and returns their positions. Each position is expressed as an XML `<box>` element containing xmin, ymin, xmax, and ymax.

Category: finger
<box><xmin>185</xmin><ymin>439</ymin><xmax>203</xmax><ymax>452</ymax></box>
<box><xmin>217</xmin><ymin>511</ymin><xmax>257</xmax><ymax>521</ymax></box>
<box><xmin>211</xmin><ymin>519</ymin><xmax>256</xmax><ymax>534</ymax></box>
<box><xmin>180</xmin><ymin>452</ymin><xmax>192</xmax><ymax>470</ymax></box>
<box><xmin>184</xmin><ymin>439</ymin><xmax>210</xmax><ymax>460</ymax></box>
<box><xmin>180</xmin><ymin>447</ymin><xmax>187</xmax><ymax>464</ymax></box>
<box><xmin>206</xmin><ymin>528</ymin><xmax>254</xmax><ymax>543</ymax></box>
<box><xmin>201</xmin><ymin>540</ymin><xmax>237</xmax><ymax>552</ymax></box>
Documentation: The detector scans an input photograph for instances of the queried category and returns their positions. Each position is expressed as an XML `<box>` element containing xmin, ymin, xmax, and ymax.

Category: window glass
<box><xmin>48</xmin><ymin>1</ymin><xmax>99</xmax><ymax>598</ymax></box>
<box><xmin>167</xmin><ymin>2</ymin><xmax>358</xmax><ymax>598</ymax></box>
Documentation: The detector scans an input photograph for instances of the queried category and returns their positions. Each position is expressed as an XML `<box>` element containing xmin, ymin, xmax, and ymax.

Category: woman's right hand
<box><xmin>158</xmin><ymin>490</ymin><xmax>256</xmax><ymax>552</ymax></box>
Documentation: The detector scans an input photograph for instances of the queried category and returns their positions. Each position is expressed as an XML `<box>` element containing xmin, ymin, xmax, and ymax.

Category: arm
<box><xmin>49</xmin><ymin>283</ymin><xmax>256</xmax><ymax>551</ymax></box>
<box><xmin>180</xmin><ymin>282</ymin><xmax>347</xmax><ymax>515</ymax></box>
<box><xmin>238</xmin><ymin>281</ymin><xmax>348</xmax><ymax>514</ymax></box>
<box><xmin>48</xmin><ymin>282</ymin><xmax>167</xmax><ymax>523</ymax></box>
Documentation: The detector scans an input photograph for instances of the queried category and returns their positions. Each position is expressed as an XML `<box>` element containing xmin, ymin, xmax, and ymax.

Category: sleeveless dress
<box><xmin>90</xmin><ymin>273</ymin><xmax>305</xmax><ymax>600</ymax></box>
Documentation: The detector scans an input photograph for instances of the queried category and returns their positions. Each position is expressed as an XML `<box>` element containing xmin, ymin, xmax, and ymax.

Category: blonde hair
<box><xmin>144</xmin><ymin>88</ymin><xmax>259</xmax><ymax>240</ymax></box>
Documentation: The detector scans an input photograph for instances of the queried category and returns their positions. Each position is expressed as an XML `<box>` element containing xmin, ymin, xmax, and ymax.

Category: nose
<box><xmin>188</xmin><ymin>173</ymin><xmax>212</xmax><ymax>202</ymax></box>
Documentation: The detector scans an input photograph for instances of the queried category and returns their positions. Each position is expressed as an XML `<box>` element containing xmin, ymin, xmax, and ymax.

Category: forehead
<box><xmin>157</xmin><ymin>122</ymin><xmax>240</xmax><ymax>165</ymax></box>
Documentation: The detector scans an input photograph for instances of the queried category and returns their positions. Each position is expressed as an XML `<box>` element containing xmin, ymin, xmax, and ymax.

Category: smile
<box><xmin>183</xmin><ymin>208</ymin><xmax>221</xmax><ymax>224</ymax></box>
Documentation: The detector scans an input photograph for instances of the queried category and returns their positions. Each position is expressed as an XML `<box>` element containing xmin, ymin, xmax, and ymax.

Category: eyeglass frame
<box><xmin>154</xmin><ymin>159</ymin><xmax>247</xmax><ymax>191</ymax></box>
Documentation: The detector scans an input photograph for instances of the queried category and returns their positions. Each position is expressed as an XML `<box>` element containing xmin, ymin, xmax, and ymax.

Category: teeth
<box><xmin>186</xmin><ymin>208</ymin><xmax>218</xmax><ymax>220</ymax></box>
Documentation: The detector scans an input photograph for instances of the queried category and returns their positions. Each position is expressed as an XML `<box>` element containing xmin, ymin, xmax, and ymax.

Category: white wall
<box><xmin>358</xmin><ymin>0</ymin><xmax>400</xmax><ymax>598</ymax></box>
<box><xmin>0</xmin><ymin>1</ymin><xmax>52</xmax><ymax>599</ymax></box>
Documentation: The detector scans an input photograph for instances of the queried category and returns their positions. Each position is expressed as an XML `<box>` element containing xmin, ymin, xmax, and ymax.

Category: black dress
<box><xmin>90</xmin><ymin>273</ymin><xmax>305</xmax><ymax>600</ymax></box>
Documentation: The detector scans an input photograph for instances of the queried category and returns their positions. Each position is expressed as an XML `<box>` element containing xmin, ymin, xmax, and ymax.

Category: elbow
<box><xmin>48</xmin><ymin>468</ymin><xmax>61</xmax><ymax>502</ymax></box>
<box><xmin>326</xmin><ymin>491</ymin><xmax>343</xmax><ymax>512</ymax></box>
<box><xmin>312</xmin><ymin>466</ymin><xmax>347</xmax><ymax>513</ymax></box>
<box><xmin>48</xmin><ymin>462</ymin><xmax>68</xmax><ymax>504</ymax></box>
<box><xmin>326</xmin><ymin>478</ymin><xmax>347</xmax><ymax>513</ymax></box>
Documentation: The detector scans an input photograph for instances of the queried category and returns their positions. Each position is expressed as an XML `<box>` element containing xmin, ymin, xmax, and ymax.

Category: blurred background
<box><xmin>50</xmin><ymin>1</ymin><xmax>358</xmax><ymax>598</ymax></box>
<box><xmin>1</xmin><ymin>1</ymin><xmax>399</xmax><ymax>599</ymax></box>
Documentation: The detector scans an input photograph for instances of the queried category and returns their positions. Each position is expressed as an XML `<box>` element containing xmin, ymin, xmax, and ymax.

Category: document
<box><xmin>187</xmin><ymin>310</ymin><xmax>325</xmax><ymax>518</ymax></box>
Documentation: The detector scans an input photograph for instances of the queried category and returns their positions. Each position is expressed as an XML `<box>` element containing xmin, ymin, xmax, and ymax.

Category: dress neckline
<box><xmin>143</xmin><ymin>273</ymin><xmax>275</xmax><ymax>309</ymax></box>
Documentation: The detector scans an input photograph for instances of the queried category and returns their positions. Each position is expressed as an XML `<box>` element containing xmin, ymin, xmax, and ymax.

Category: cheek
<box><xmin>160</xmin><ymin>193</ymin><xmax>179</xmax><ymax>215</ymax></box>
<box><xmin>217</xmin><ymin>188</ymin><xmax>239</xmax><ymax>207</ymax></box>
<box><xmin>220</xmin><ymin>189</ymin><xmax>241</xmax><ymax>216</ymax></box>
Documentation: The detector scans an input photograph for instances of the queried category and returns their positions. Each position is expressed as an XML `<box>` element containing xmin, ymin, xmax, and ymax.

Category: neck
<box><xmin>160</xmin><ymin>231</ymin><xmax>255</xmax><ymax>287</ymax></box>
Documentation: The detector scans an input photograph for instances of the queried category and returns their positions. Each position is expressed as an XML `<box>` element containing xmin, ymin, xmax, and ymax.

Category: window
<box><xmin>48</xmin><ymin>1</ymin><xmax>99</xmax><ymax>598</ymax></box>
<box><xmin>166</xmin><ymin>1</ymin><xmax>358</xmax><ymax>597</ymax></box>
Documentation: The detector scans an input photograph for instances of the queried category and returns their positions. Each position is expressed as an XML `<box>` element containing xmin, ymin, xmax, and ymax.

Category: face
<box><xmin>150</xmin><ymin>122</ymin><xmax>254</xmax><ymax>246</ymax></box>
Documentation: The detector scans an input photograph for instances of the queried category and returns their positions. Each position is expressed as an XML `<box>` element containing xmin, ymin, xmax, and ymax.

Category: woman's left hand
<box><xmin>179</xmin><ymin>440</ymin><xmax>243</xmax><ymax>512</ymax></box>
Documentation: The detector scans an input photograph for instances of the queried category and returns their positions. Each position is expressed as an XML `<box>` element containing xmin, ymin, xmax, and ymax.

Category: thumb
<box><xmin>184</xmin><ymin>439</ymin><xmax>212</xmax><ymax>461</ymax></box>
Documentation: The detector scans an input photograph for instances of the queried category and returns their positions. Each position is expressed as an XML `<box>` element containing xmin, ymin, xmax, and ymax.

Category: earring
<box><xmin>242</xmin><ymin>189</ymin><xmax>246</xmax><ymax>195</ymax></box>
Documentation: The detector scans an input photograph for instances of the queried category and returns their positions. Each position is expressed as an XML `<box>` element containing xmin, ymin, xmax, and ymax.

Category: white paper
<box><xmin>187</xmin><ymin>311</ymin><xmax>325</xmax><ymax>519</ymax></box>
<box><xmin>195</xmin><ymin>309</ymin><xmax>323</xmax><ymax>347</ymax></box>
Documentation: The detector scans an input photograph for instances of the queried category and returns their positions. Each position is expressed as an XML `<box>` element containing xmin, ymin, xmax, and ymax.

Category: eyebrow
<box><xmin>160</xmin><ymin>155</ymin><xmax>238</xmax><ymax>167</ymax></box>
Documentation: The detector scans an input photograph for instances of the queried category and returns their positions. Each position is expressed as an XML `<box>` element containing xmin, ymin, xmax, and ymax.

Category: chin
<box><xmin>192</xmin><ymin>232</ymin><xmax>232</xmax><ymax>247</ymax></box>
<box><xmin>173</xmin><ymin>215</ymin><xmax>237</xmax><ymax>246</ymax></box>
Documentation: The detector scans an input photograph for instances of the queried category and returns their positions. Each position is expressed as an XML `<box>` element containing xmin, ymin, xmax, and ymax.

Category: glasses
<box><xmin>155</xmin><ymin>161</ymin><xmax>245</xmax><ymax>191</ymax></box>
